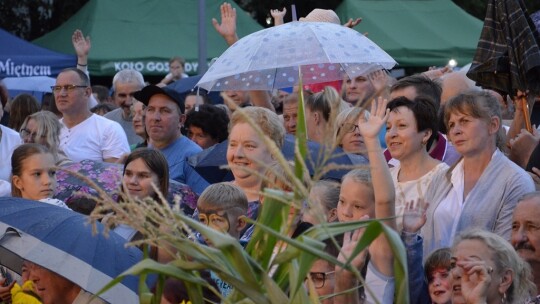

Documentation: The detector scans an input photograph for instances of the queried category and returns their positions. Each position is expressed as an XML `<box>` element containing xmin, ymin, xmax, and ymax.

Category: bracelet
<box><xmin>77</xmin><ymin>63</ymin><xmax>87</xmax><ymax>67</ymax></box>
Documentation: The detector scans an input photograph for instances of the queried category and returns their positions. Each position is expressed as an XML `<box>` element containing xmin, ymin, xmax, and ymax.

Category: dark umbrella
<box><xmin>167</xmin><ymin>75</ymin><xmax>204</xmax><ymax>93</ymax></box>
<box><xmin>187</xmin><ymin>142</ymin><xmax>234</xmax><ymax>184</ymax></box>
<box><xmin>466</xmin><ymin>0</ymin><xmax>540</xmax><ymax>130</ymax></box>
<box><xmin>467</xmin><ymin>0</ymin><xmax>540</xmax><ymax>95</ymax></box>
<box><xmin>166</xmin><ymin>75</ymin><xmax>223</xmax><ymax>105</ymax></box>
<box><xmin>189</xmin><ymin>134</ymin><xmax>357</xmax><ymax>183</ymax></box>
<box><xmin>0</xmin><ymin>198</ymin><xmax>141</xmax><ymax>303</ymax></box>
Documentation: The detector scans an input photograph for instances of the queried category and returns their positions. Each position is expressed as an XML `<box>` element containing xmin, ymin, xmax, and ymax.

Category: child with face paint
<box><xmin>196</xmin><ymin>182</ymin><xmax>249</xmax><ymax>297</ymax></box>
<box><xmin>197</xmin><ymin>183</ymin><xmax>249</xmax><ymax>241</ymax></box>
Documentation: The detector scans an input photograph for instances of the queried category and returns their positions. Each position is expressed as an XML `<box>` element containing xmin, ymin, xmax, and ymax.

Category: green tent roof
<box><xmin>335</xmin><ymin>0</ymin><xmax>483</xmax><ymax>67</ymax></box>
<box><xmin>33</xmin><ymin>0</ymin><xmax>263</xmax><ymax>76</ymax></box>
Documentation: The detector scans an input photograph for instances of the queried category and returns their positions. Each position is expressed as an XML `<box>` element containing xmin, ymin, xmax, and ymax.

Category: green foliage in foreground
<box><xmin>98</xmin><ymin>194</ymin><xmax>409</xmax><ymax>304</ymax></box>
<box><xmin>92</xmin><ymin>74</ymin><xmax>409</xmax><ymax>303</ymax></box>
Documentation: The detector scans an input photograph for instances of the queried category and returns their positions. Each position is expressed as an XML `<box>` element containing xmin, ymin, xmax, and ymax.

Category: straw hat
<box><xmin>299</xmin><ymin>9</ymin><xmax>341</xmax><ymax>25</ymax></box>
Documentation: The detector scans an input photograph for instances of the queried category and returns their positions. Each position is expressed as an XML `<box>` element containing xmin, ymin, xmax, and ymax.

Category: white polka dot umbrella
<box><xmin>197</xmin><ymin>21</ymin><xmax>397</xmax><ymax>91</ymax></box>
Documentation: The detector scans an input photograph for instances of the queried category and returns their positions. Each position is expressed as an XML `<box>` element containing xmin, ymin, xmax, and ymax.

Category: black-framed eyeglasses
<box><xmin>306</xmin><ymin>271</ymin><xmax>335</xmax><ymax>289</ymax></box>
<box><xmin>50</xmin><ymin>84</ymin><xmax>88</xmax><ymax>93</ymax></box>
<box><xmin>341</xmin><ymin>123</ymin><xmax>360</xmax><ymax>133</ymax></box>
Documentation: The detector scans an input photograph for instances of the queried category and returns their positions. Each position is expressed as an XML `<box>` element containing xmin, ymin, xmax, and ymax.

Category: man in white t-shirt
<box><xmin>54</xmin><ymin>68</ymin><xmax>129</xmax><ymax>162</ymax></box>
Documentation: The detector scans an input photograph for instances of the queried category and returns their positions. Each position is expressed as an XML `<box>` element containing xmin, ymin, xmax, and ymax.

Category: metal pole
<box><xmin>198</xmin><ymin>0</ymin><xmax>208</xmax><ymax>75</ymax></box>
<box><xmin>291</xmin><ymin>4</ymin><xmax>297</xmax><ymax>21</ymax></box>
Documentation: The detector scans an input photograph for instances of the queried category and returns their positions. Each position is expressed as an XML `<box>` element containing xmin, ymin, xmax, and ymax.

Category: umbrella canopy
<box><xmin>197</xmin><ymin>21</ymin><xmax>396</xmax><ymax>91</ymax></box>
<box><xmin>167</xmin><ymin>75</ymin><xmax>204</xmax><ymax>94</ymax></box>
<box><xmin>0</xmin><ymin>198</ymin><xmax>141</xmax><ymax>303</ymax></box>
<box><xmin>466</xmin><ymin>0</ymin><xmax>540</xmax><ymax>95</ymax></box>
<box><xmin>190</xmin><ymin>135</ymin><xmax>356</xmax><ymax>182</ymax></box>
<box><xmin>0</xmin><ymin>28</ymin><xmax>76</xmax><ymax>78</ymax></box>
<box><xmin>166</xmin><ymin>75</ymin><xmax>223</xmax><ymax>105</ymax></box>
<box><xmin>1</xmin><ymin>76</ymin><xmax>55</xmax><ymax>92</ymax></box>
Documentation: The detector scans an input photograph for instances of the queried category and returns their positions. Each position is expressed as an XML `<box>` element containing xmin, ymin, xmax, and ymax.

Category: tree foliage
<box><xmin>0</xmin><ymin>0</ymin><xmax>88</xmax><ymax>40</ymax></box>
<box><xmin>1</xmin><ymin>0</ymin><xmax>539</xmax><ymax>40</ymax></box>
<box><xmin>234</xmin><ymin>0</ymin><xmax>342</xmax><ymax>27</ymax></box>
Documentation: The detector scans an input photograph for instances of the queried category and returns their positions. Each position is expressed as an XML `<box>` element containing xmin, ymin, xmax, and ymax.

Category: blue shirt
<box><xmin>153</xmin><ymin>136</ymin><xmax>202</xmax><ymax>183</ymax></box>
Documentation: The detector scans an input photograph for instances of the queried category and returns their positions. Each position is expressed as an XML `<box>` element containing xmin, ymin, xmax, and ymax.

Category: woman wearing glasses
<box><xmin>334</xmin><ymin>107</ymin><xmax>370</xmax><ymax>164</ymax></box>
<box><xmin>19</xmin><ymin>110</ymin><xmax>70</xmax><ymax>165</ymax></box>
<box><xmin>385</xmin><ymin>96</ymin><xmax>448</xmax><ymax>231</ymax></box>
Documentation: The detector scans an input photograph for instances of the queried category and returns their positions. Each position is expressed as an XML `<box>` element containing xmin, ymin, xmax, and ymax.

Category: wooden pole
<box><xmin>521</xmin><ymin>95</ymin><xmax>533</xmax><ymax>132</ymax></box>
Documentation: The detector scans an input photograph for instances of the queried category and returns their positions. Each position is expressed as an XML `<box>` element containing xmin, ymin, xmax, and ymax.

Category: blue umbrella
<box><xmin>187</xmin><ymin>142</ymin><xmax>233</xmax><ymax>184</ymax></box>
<box><xmin>167</xmin><ymin>75</ymin><xmax>204</xmax><ymax>93</ymax></box>
<box><xmin>166</xmin><ymin>75</ymin><xmax>223</xmax><ymax>105</ymax></box>
<box><xmin>0</xmin><ymin>198</ymin><xmax>141</xmax><ymax>303</ymax></box>
<box><xmin>190</xmin><ymin>134</ymin><xmax>358</xmax><ymax>182</ymax></box>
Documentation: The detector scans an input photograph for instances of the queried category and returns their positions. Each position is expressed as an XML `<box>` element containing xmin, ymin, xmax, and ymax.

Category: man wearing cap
<box><xmin>55</xmin><ymin>68</ymin><xmax>130</xmax><ymax>163</ymax></box>
<box><xmin>134</xmin><ymin>85</ymin><xmax>202</xmax><ymax>183</ymax></box>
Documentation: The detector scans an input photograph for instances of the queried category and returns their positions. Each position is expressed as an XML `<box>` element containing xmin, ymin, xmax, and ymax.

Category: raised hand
<box><xmin>343</xmin><ymin>17</ymin><xmax>362</xmax><ymax>28</ymax></box>
<box><xmin>368</xmin><ymin>69</ymin><xmax>389</xmax><ymax>95</ymax></box>
<box><xmin>270</xmin><ymin>7</ymin><xmax>286</xmax><ymax>26</ymax></box>
<box><xmin>402</xmin><ymin>199</ymin><xmax>429</xmax><ymax>234</ymax></box>
<box><xmin>456</xmin><ymin>259</ymin><xmax>492</xmax><ymax>304</ymax></box>
<box><xmin>357</xmin><ymin>96</ymin><xmax>389</xmax><ymax>140</ymax></box>
<box><xmin>514</xmin><ymin>90</ymin><xmax>529</xmax><ymax>111</ymax></box>
<box><xmin>0</xmin><ymin>277</ymin><xmax>15</xmax><ymax>303</ymax></box>
<box><xmin>509</xmin><ymin>127</ymin><xmax>540</xmax><ymax>168</ymax></box>
<box><xmin>337</xmin><ymin>215</ymin><xmax>369</xmax><ymax>271</ymax></box>
<box><xmin>212</xmin><ymin>2</ymin><xmax>238</xmax><ymax>46</ymax></box>
<box><xmin>72</xmin><ymin>29</ymin><xmax>91</xmax><ymax>58</ymax></box>
<box><xmin>422</xmin><ymin>66</ymin><xmax>452</xmax><ymax>80</ymax></box>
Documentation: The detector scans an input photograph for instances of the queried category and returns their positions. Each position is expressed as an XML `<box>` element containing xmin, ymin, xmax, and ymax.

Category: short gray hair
<box><xmin>112</xmin><ymin>69</ymin><xmax>145</xmax><ymax>90</ymax></box>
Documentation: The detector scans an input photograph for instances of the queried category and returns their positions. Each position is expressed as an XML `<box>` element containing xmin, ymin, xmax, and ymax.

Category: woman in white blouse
<box><xmin>385</xmin><ymin>96</ymin><xmax>448</xmax><ymax>230</ymax></box>
<box><xmin>423</xmin><ymin>91</ymin><xmax>534</xmax><ymax>256</ymax></box>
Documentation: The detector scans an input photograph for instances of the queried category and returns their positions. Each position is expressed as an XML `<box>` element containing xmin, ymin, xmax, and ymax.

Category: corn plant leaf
<box><xmin>294</xmin><ymin>68</ymin><xmax>309</xmax><ymax>199</ymax></box>
<box><xmin>286</xmin><ymin>260</ymin><xmax>313</xmax><ymax>304</ymax></box>
<box><xmin>245</xmin><ymin>189</ymin><xmax>290</xmax><ymax>270</ymax></box>
<box><xmin>178</xmin><ymin>213</ymin><xmax>264</xmax><ymax>293</ymax></box>
<box><xmin>95</xmin><ymin>259</ymin><xmax>208</xmax><ymax>298</ymax></box>
<box><xmin>261</xmin><ymin>271</ymin><xmax>290</xmax><ymax>304</ymax></box>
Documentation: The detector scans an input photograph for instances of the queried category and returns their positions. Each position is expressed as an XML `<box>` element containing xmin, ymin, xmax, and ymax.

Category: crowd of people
<box><xmin>0</xmin><ymin>2</ymin><xmax>540</xmax><ymax>304</ymax></box>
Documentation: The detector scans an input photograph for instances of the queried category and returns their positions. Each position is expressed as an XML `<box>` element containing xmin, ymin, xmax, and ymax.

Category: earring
<box><xmin>501</xmin><ymin>292</ymin><xmax>507</xmax><ymax>303</ymax></box>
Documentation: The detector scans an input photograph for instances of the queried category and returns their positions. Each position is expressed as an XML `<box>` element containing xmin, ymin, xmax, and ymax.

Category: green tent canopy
<box><xmin>33</xmin><ymin>0</ymin><xmax>263</xmax><ymax>76</ymax></box>
<box><xmin>335</xmin><ymin>0</ymin><xmax>483</xmax><ymax>67</ymax></box>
